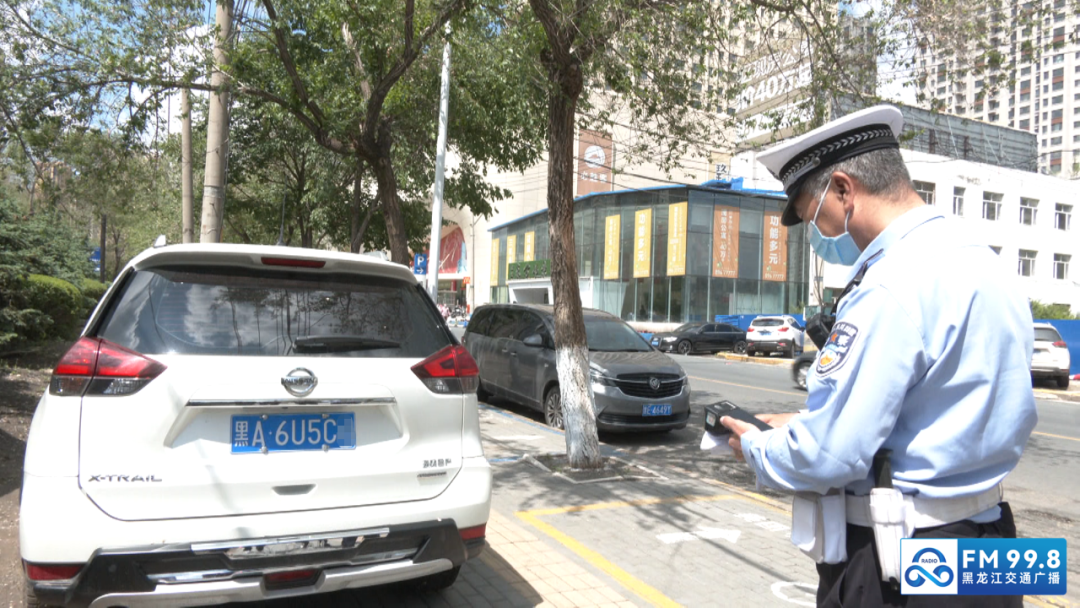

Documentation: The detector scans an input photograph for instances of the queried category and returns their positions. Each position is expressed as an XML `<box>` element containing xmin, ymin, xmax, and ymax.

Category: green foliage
<box><xmin>23</xmin><ymin>274</ymin><xmax>86</xmax><ymax>340</ymax></box>
<box><xmin>1031</xmin><ymin>300</ymin><xmax>1080</xmax><ymax>321</ymax></box>
<box><xmin>79</xmin><ymin>278</ymin><xmax>109</xmax><ymax>310</ymax></box>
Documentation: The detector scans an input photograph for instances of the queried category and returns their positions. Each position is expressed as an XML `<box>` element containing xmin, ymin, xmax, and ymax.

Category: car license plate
<box><xmin>642</xmin><ymin>404</ymin><xmax>672</xmax><ymax>417</ymax></box>
<box><xmin>761</xmin><ymin>331</ymin><xmax>771</xmax><ymax>336</ymax></box>
<box><xmin>651</xmin><ymin>339</ymin><xmax>659</xmax><ymax>346</ymax></box>
<box><xmin>231</xmin><ymin>413</ymin><xmax>356</xmax><ymax>454</ymax></box>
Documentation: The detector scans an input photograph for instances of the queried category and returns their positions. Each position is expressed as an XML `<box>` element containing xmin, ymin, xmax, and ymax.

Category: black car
<box><xmin>792</xmin><ymin>351</ymin><xmax>816</xmax><ymax>389</ymax></box>
<box><xmin>649</xmin><ymin>322</ymin><xmax>747</xmax><ymax>356</ymax></box>
<box><xmin>462</xmin><ymin>304</ymin><xmax>691</xmax><ymax>432</ymax></box>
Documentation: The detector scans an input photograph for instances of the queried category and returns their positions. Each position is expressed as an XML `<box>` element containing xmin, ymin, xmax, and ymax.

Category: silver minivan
<box><xmin>462</xmin><ymin>304</ymin><xmax>690</xmax><ymax>432</ymax></box>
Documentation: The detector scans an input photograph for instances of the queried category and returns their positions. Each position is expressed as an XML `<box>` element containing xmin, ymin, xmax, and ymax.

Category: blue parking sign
<box><xmin>413</xmin><ymin>253</ymin><xmax>428</xmax><ymax>275</ymax></box>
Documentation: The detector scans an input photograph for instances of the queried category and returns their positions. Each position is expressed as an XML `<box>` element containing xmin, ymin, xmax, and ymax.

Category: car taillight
<box><xmin>412</xmin><ymin>345</ymin><xmax>479</xmax><ymax>394</ymax></box>
<box><xmin>264</xmin><ymin>568</ymin><xmax>320</xmax><ymax>590</ymax></box>
<box><xmin>1053</xmin><ymin>341</ymin><xmax>1067</xmax><ymax>348</ymax></box>
<box><xmin>779</xmin><ymin>327</ymin><xmax>789</xmax><ymax>332</ymax></box>
<box><xmin>24</xmin><ymin>562</ymin><xmax>83</xmax><ymax>581</ymax></box>
<box><xmin>747</xmin><ymin>327</ymin><xmax>755</xmax><ymax>332</ymax></box>
<box><xmin>49</xmin><ymin>337</ymin><xmax>166</xmax><ymax>397</ymax></box>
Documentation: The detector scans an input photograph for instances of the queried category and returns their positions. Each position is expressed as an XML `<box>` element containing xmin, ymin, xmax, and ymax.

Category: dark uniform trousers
<box><xmin>815</xmin><ymin>502</ymin><xmax>1022</xmax><ymax>607</ymax></box>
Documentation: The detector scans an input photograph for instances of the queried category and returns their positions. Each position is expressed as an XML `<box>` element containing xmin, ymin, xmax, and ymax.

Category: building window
<box><xmin>1020</xmin><ymin>198</ymin><xmax>1038</xmax><ymax>225</ymax></box>
<box><xmin>1054</xmin><ymin>254</ymin><xmax>1070</xmax><ymax>280</ymax></box>
<box><xmin>1052</xmin><ymin>137</ymin><xmax>1063</xmax><ymax>145</ymax></box>
<box><xmin>1018</xmin><ymin>250</ymin><xmax>1037</xmax><ymax>277</ymax></box>
<box><xmin>952</xmin><ymin>187</ymin><xmax>965</xmax><ymax>216</ymax></box>
<box><xmin>913</xmin><ymin>181</ymin><xmax>935</xmax><ymax>205</ymax></box>
<box><xmin>1020</xmin><ymin>119</ymin><xmax>1031</xmax><ymax>129</ymax></box>
<box><xmin>983</xmin><ymin>192</ymin><xmax>1003</xmax><ymax>220</ymax></box>
<box><xmin>1056</xmin><ymin>203</ymin><xmax>1072</xmax><ymax>230</ymax></box>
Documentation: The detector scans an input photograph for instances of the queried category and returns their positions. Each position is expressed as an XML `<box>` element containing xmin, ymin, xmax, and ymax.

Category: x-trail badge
<box><xmin>281</xmin><ymin>368</ymin><xmax>318</xmax><ymax>397</ymax></box>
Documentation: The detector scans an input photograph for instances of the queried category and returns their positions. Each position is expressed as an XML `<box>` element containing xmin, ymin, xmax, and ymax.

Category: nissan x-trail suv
<box><xmin>21</xmin><ymin>244</ymin><xmax>491</xmax><ymax>607</ymax></box>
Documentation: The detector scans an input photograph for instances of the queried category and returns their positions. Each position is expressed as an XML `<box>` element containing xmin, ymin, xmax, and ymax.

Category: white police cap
<box><xmin>758</xmin><ymin>105</ymin><xmax>904</xmax><ymax>226</ymax></box>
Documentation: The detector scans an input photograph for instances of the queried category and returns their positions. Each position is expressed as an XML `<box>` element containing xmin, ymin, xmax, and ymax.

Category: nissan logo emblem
<box><xmin>281</xmin><ymin>368</ymin><xmax>318</xmax><ymax>397</ymax></box>
<box><xmin>649</xmin><ymin>377</ymin><xmax>661</xmax><ymax>390</ymax></box>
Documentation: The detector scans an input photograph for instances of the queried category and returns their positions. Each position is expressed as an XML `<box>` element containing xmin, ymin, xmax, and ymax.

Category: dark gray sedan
<box><xmin>462</xmin><ymin>304</ymin><xmax>690</xmax><ymax>432</ymax></box>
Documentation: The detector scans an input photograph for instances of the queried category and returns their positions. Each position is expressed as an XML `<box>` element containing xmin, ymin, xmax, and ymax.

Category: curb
<box><xmin>1034</xmin><ymin>388</ymin><xmax>1080</xmax><ymax>404</ymax></box>
<box><xmin>714</xmin><ymin>352</ymin><xmax>796</xmax><ymax>367</ymax></box>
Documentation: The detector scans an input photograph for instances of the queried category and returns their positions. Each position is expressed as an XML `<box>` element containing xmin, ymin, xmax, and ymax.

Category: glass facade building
<box><xmin>488</xmin><ymin>183</ymin><xmax>809</xmax><ymax>325</ymax></box>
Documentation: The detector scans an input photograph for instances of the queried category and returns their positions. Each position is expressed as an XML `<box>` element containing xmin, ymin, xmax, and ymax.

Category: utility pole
<box><xmin>181</xmin><ymin>88</ymin><xmax>194</xmax><ymax>244</ymax></box>
<box><xmin>426</xmin><ymin>25</ymin><xmax>451</xmax><ymax>300</ymax></box>
<box><xmin>200</xmin><ymin>0</ymin><xmax>233</xmax><ymax>244</ymax></box>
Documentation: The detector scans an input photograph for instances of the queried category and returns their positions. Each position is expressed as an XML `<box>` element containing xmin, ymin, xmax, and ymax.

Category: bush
<box><xmin>23</xmin><ymin>274</ymin><xmax>87</xmax><ymax>340</ymax></box>
<box><xmin>79</xmin><ymin>278</ymin><xmax>109</xmax><ymax>308</ymax></box>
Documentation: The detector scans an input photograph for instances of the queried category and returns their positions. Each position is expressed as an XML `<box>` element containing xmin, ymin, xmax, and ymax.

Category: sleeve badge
<box><xmin>815</xmin><ymin>321</ymin><xmax>860</xmax><ymax>377</ymax></box>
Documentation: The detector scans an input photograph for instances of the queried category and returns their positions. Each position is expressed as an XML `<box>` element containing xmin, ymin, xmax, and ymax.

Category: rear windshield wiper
<box><xmin>292</xmin><ymin>335</ymin><xmax>401</xmax><ymax>353</ymax></box>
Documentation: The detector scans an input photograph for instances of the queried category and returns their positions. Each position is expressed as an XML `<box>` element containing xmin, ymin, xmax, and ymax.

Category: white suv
<box><xmin>21</xmin><ymin>244</ymin><xmax>491</xmax><ymax>607</ymax></box>
<box><xmin>1032</xmin><ymin>323</ymin><xmax>1071</xmax><ymax>389</ymax></box>
<box><xmin>745</xmin><ymin>315</ymin><xmax>804</xmax><ymax>358</ymax></box>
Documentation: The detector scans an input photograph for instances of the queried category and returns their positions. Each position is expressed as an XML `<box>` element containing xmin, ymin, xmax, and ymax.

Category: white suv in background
<box><xmin>21</xmin><ymin>244</ymin><xmax>491</xmax><ymax>607</ymax></box>
<box><xmin>745</xmin><ymin>315</ymin><xmax>805</xmax><ymax>358</ymax></box>
<box><xmin>1032</xmin><ymin>322</ymin><xmax>1071</xmax><ymax>389</ymax></box>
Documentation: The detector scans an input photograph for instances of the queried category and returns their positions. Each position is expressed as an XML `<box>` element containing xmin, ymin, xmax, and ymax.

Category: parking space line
<box><xmin>688</xmin><ymin>375</ymin><xmax>805</xmax><ymax>398</ymax></box>
<box><xmin>516</xmin><ymin>509</ymin><xmax>683</xmax><ymax>608</ymax></box>
<box><xmin>1031</xmin><ymin>430</ymin><xmax>1080</xmax><ymax>443</ymax></box>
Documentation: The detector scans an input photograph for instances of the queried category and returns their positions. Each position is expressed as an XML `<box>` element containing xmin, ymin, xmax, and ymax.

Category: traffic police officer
<box><xmin>720</xmin><ymin>105</ymin><xmax>1037</xmax><ymax>607</ymax></box>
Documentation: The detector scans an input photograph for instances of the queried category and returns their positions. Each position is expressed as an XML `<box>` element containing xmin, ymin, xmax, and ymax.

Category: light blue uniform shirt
<box><xmin>742</xmin><ymin>205</ymin><xmax>1037</xmax><ymax>523</ymax></box>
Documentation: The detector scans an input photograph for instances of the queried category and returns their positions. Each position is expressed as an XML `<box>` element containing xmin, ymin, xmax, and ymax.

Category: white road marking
<box><xmin>771</xmin><ymin>581</ymin><xmax>817</xmax><ymax>606</ymax></box>
<box><xmin>657</xmin><ymin>528</ymin><xmax>740</xmax><ymax>544</ymax></box>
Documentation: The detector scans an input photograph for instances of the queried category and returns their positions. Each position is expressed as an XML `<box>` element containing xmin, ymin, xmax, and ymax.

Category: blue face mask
<box><xmin>807</xmin><ymin>182</ymin><xmax>862</xmax><ymax>266</ymax></box>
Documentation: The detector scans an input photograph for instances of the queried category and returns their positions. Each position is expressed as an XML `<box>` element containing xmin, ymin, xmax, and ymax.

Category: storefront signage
<box><xmin>524</xmin><ymin>231</ymin><xmax>535</xmax><ymax>262</ymax></box>
<box><xmin>603</xmin><ymin>215</ymin><xmax>620</xmax><ymax>280</ymax></box>
<box><xmin>633</xmin><ymin>209</ymin><xmax>652</xmax><ymax>278</ymax></box>
<box><xmin>508</xmin><ymin>259</ymin><xmax>552</xmax><ymax>281</ymax></box>
<box><xmin>490</xmin><ymin>238</ymin><xmax>500</xmax><ymax>285</ymax></box>
<box><xmin>506</xmin><ymin>234</ymin><xmax>517</xmax><ymax>280</ymax></box>
<box><xmin>763</xmin><ymin>212</ymin><xmax>788</xmax><ymax>282</ymax></box>
<box><xmin>667</xmin><ymin>202</ymin><xmax>688</xmax><ymax>276</ymax></box>
<box><xmin>577</xmin><ymin>130</ymin><xmax>615</xmax><ymax>197</ymax></box>
<box><xmin>712</xmin><ymin>206</ymin><xmax>739</xmax><ymax>278</ymax></box>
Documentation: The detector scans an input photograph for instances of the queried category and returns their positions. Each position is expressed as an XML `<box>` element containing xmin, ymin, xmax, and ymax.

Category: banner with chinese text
<box><xmin>523</xmin><ymin>231</ymin><xmax>535</xmax><ymax>262</ymax></box>
<box><xmin>712</xmin><ymin>207</ymin><xmax>739</xmax><ymax>278</ymax></box>
<box><xmin>490</xmin><ymin>238</ymin><xmax>500</xmax><ymax>285</ymax></box>
<box><xmin>603</xmin><ymin>215</ymin><xmax>620</xmax><ymax>280</ymax></box>
<box><xmin>633</xmin><ymin>209</ymin><xmax>652</xmax><ymax>278</ymax></box>
<box><xmin>506</xmin><ymin>235</ymin><xmax>517</xmax><ymax>280</ymax></box>
<box><xmin>762</xmin><ymin>212</ymin><xmax>787</xmax><ymax>282</ymax></box>
<box><xmin>576</xmin><ymin>130</ymin><xmax>615</xmax><ymax>197</ymax></box>
<box><xmin>667</xmin><ymin>202</ymin><xmax>688</xmax><ymax>276</ymax></box>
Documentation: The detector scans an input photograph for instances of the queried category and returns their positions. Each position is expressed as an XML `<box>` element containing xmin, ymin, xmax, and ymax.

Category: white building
<box><xmin>733</xmin><ymin>148</ymin><xmax>1080</xmax><ymax>313</ymax></box>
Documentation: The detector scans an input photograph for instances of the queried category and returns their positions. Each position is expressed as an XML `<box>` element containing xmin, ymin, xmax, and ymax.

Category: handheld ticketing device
<box><xmin>704</xmin><ymin>401</ymin><xmax>773</xmax><ymax>435</ymax></box>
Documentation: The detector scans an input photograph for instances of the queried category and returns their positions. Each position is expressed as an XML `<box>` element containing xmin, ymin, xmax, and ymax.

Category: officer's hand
<box><xmin>719</xmin><ymin>417</ymin><xmax>758</xmax><ymax>462</ymax></box>
<box><xmin>757</xmin><ymin>412</ymin><xmax>797</xmax><ymax>427</ymax></box>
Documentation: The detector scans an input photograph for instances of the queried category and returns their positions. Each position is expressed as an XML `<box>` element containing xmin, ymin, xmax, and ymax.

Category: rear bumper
<box><xmin>21</xmin><ymin>455</ymin><xmax>490</xmax><ymax>565</ymax></box>
<box><xmin>1031</xmin><ymin>367</ymin><xmax>1069</xmax><ymax>378</ymax></box>
<box><xmin>746</xmin><ymin>339</ymin><xmax>794</xmax><ymax>353</ymax></box>
<box><xmin>31</xmin><ymin>519</ymin><xmax>481</xmax><ymax>608</ymax></box>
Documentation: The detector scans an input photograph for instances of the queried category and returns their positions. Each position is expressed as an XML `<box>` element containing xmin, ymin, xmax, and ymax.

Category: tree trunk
<box><xmin>200</xmin><ymin>0</ymin><xmax>234</xmax><ymax>243</ymax></box>
<box><xmin>350</xmin><ymin>163</ymin><xmax>377</xmax><ymax>254</ymax></box>
<box><xmin>181</xmin><ymin>88</ymin><xmax>195</xmax><ymax>244</ymax></box>
<box><xmin>545</xmin><ymin>64</ymin><xmax>601</xmax><ymax>470</ymax></box>
<box><xmin>368</xmin><ymin>125</ymin><xmax>409</xmax><ymax>264</ymax></box>
<box><xmin>99</xmin><ymin>213</ymin><xmax>107</xmax><ymax>283</ymax></box>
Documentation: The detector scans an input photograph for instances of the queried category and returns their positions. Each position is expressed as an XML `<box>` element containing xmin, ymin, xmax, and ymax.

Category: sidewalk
<box><xmin>462</xmin><ymin>403</ymin><xmax>1076</xmax><ymax>608</ymax></box>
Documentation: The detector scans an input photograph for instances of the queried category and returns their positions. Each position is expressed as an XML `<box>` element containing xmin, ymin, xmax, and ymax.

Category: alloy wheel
<box><xmin>544</xmin><ymin>389</ymin><xmax>564</xmax><ymax>429</ymax></box>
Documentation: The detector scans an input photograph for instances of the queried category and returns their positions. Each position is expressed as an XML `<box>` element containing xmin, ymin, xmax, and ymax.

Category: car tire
<box><xmin>414</xmin><ymin>566</ymin><xmax>461</xmax><ymax>592</ymax></box>
<box><xmin>734</xmin><ymin>340</ymin><xmax>747</xmax><ymax>354</ymax></box>
<box><xmin>677</xmin><ymin>340</ymin><xmax>692</xmax><ymax>356</ymax></box>
<box><xmin>795</xmin><ymin>361</ymin><xmax>811</xmax><ymax>390</ymax></box>
<box><xmin>544</xmin><ymin>387</ymin><xmax>564</xmax><ymax>430</ymax></box>
<box><xmin>1058</xmin><ymin>375</ymin><xmax>1071</xmax><ymax>389</ymax></box>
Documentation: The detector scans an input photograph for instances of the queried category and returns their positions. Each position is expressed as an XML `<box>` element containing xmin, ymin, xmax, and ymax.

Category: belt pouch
<box><xmin>869</xmin><ymin>488</ymin><xmax>909</xmax><ymax>583</ymax></box>
<box><xmin>791</xmin><ymin>492</ymin><xmax>823</xmax><ymax>563</ymax></box>
<box><xmin>820</xmin><ymin>492</ymin><xmax>848</xmax><ymax>563</ymax></box>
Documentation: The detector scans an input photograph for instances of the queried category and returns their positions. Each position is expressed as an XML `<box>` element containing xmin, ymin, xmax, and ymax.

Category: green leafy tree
<box><xmin>1030</xmin><ymin>300</ymin><xmax>1080</xmax><ymax>321</ymax></box>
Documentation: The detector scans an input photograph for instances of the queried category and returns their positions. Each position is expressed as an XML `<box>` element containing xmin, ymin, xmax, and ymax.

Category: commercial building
<box><xmin>485</xmin><ymin>180</ymin><xmax>810</xmax><ymax>329</ymax></box>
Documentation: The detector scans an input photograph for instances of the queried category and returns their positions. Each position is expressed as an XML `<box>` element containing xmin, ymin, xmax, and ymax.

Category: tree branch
<box><xmin>261</xmin><ymin>0</ymin><xmax>330</xmax><ymax>127</ymax></box>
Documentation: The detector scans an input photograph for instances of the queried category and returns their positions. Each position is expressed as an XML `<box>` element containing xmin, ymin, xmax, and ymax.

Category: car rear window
<box><xmin>1034</xmin><ymin>327</ymin><xmax>1063</xmax><ymax>343</ymax></box>
<box><xmin>751</xmin><ymin>318</ymin><xmax>783</xmax><ymax>327</ymax></box>
<box><xmin>96</xmin><ymin>265</ymin><xmax>450</xmax><ymax>357</ymax></box>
